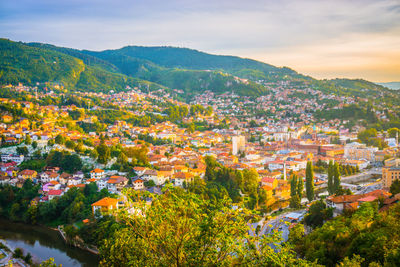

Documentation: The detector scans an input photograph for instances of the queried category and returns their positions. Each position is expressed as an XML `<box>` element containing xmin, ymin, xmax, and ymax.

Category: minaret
<box><xmin>283</xmin><ymin>161</ymin><xmax>287</xmax><ymax>180</ymax></box>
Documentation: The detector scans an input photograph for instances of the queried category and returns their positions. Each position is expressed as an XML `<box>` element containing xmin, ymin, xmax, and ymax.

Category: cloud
<box><xmin>0</xmin><ymin>0</ymin><xmax>399</xmax><ymax>81</ymax></box>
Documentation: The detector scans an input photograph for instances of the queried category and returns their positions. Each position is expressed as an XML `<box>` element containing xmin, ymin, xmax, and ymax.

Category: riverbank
<box><xmin>0</xmin><ymin>219</ymin><xmax>99</xmax><ymax>266</ymax></box>
<box><xmin>57</xmin><ymin>225</ymin><xmax>99</xmax><ymax>255</ymax></box>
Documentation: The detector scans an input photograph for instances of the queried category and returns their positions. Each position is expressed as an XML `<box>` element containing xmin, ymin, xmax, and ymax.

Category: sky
<box><xmin>1</xmin><ymin>0</ymin><xmax>399</xmax><ymax>82</ymax></box>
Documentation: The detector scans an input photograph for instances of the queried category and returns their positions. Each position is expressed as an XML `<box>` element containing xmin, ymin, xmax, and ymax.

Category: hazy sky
<box><xmin>1</xmin><ymin>0</ymin><xmax>399</xmax><ymax>82</ymax></box>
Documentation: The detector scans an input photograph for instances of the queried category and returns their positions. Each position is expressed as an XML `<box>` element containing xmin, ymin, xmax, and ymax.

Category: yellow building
<box><xmin>382</xmin><ymin>166</ymin><xmax>400</xmax><ymax>189</ymax></box>
<box><xmin>91</xmin><ymin>197</ymin><xmax>120</xmax><ymax>215</ymax></box>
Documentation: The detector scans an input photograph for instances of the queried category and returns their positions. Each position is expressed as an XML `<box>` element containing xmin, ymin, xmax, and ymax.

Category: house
<box><xmin>173</xmin><ymin>172</ymin><xmax>194</xmax><ymax>187</ymax></box>
<box><xmin>107</xmin><ymin>176</ymin><xmax>128</xmax><ymax>192</ymax></box>
<box><xmin>18</xmin><ymin>169</ymin><xmax>37</xmax><ymax>180</ymax></box>
<box><xmin>132</xmin><ymin>178</ymin><xmax>144</xmax><ymax>190</ymax></box>
<box><xmin>260</xmin><ymin>177</ymin><xmax>278</xmax><ymax>189</ymax></box>
<box><xmin>59</xmin><ymin>173</ymin><xmax>72</xmax><ymax>184</ymax></box>
<box><xmin>97</xmin><ymin>178</ymin><xmax>108</xmax><ymax>191</ymax></box>
<box><xmin>40</xmin><ymin>171</ymin><xmax>59</xmax><ymax>183</ymax></box>
<box><xmin>133</xmin><ymin>166</ymin><xmax>149</xmax><ymax>176</ymax></box>
<box><xmin>48</xmin><ymin>189</ymin><xmax>64</xmax><ymax>200</ymax></box>
<box><xmin>90</xmin><ymin>168</ymin><xmax>105</xmax><ymax>179</ymax></box>
<box><xmin>1</xmin><ymin>154</ymin><xmax>24</xmax><ymax>164</ymax></box>
<box><xmin>48</xmin><ymin>180</ymin><xmax>61</xmax><ymax>191</ymax></box>
<box><xmin>91</xmin><ymin>197</ymin><xmax>120</xmax><ymax>215</ymax></box>
<box><xmin>327</xmin><ymin>189</ymin><xmax>391</xmax><ymax>215</ymax></box>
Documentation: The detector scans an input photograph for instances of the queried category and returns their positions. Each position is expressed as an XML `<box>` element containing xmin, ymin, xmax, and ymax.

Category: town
<box><xmin>1</xmin><ymin>81</ymin><xmax>400</xmax><ymax>266</ymax></box>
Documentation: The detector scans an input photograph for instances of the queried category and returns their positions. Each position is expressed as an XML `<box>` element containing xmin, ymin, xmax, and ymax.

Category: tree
<box><xmin>13</xmin><ymin>247</ymin><xmax>24</xmax><ymax>258</ymax></box>
<box><xmin>144</xmin><ymin>180</ymin><xmax>156</xmax><ymax>188</ymax></box>
<box><xmin>297</xmin><ymin>176</ymin><xmax>304</xmax><ymax>199</ymax></box>
<box><xmin>96</xmin><ymin>142</ymin><xmax>110</xmax><ymax>164</ymax></box>
<box><xmin>16</xmin><ymin>146</ymin><xmax>29</xmax><ymax>156</ymax></box>
<box><xmin>327</xmin><ymin>160</ymin><xmax>334</xmax><ymax>195</ymax></box>
<box><xmin>288</xmin><ymin>223</ymin><xmax>305</xmax><ymax>247</ymax></box>
<box><xmin>290</xmin><ymin>174</ymin><xmax>301</xmax><ymax>208</ymax></box>
<box><xmin>390</xmin><ymin>179</ymin><xmax>400</xmax><ymax>195</ymax></box>
<box><xmin>90</xmin><ymin>149</ymin><xmax>99</xmax><ymax>159</ymax></box>
<box><xmin>187</xmin><ymin>123</ymin><xmax>195</xmax><ymax>133</ymax></box>
<box><xmin>55</xmin><ymin>134</ymin><xmax>65</xmax><ymax>145</ymax></box>
<box><xmin>65</xmin><ymin>140</ymin><xmax>76</xmax><ymax>149</ymax></box>
<box><xmin>304</xmin><ymin>200</ymin><xmax>332</xmax><ymax>228</ymax></box>
<box><xmin>24</xmin><ymin>252</ymin><xmax>33</xmax><ymax>264</ymax></box>
<box><xmin>32</xmin><ymin>141</ymin><xmax>38</xmax><ymax>149</ymax></box>
<box><xmin>306</xmin><ymin>161</ymin><xmax>314</xmax><ymax>202</ymax></box>
<box><xmin>333</xmin><ymin>162</ymin><xmax>341</xmax><ymax>193</ymax></box>
<box><xmin>99</xmin><ymin>187</ymin><xmax>311</xmax><ymax>266</ymax></box>
<box><xmin>47</xmin><ymin>139</ymin><xmax>55</xmax><ymax>146</ymax></box>
<box><xmin>39</xmin><ymin>258</ymin><xmax>62</xmax><ymax>267</ymax></box>
<box><xmin>25</xmin><ymin>135</ymin><xmax>32</xmax><ymax>145</ymax></box>
<box><xmin>61</xmin><ymin>154</ymin><xmax>82</xmax><ymax>173</ymax></box>
<box><xmin>388</xmin><ymin>128</ymin><xmax>400</xmax><ymax>138</ymax></box>
<box><xmin>290</xmin><ymin>194</ymin><xmax>301</xmax><ymax>209</ymax></box>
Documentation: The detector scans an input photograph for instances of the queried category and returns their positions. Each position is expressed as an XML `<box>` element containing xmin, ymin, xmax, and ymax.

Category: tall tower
<box><xmin>232</xmin><ymin>136</ymin><xmax>245</xmax><ymax>155</ymax></box>
<box><xmin>283</xmin><ymin>161</ymin><xmax>287</xmax><ymax>180</ymax></box>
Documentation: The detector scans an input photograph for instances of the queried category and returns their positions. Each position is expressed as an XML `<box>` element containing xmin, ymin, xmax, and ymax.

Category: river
<box><xmin>0</xmin><ymin>219</ymin><xmax>99</xmax><ymax>267</ymax></box>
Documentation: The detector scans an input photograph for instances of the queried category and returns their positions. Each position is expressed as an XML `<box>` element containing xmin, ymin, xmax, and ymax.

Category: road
<box><xmin>249</xmin><ymin>209</ymin><xmax>307</xmax><ymax>243</ymax></box>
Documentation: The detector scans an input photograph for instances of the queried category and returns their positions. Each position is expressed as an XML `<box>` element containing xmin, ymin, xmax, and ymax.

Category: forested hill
<box><xmin>0</xmin><ymin>38</ymin><xmax>396</xmax><ymax>98</ymax></box>
<box><xmin>0</xmin><ymin>38</ymin><xmax>165</xmax><ymax>92</ymax></box>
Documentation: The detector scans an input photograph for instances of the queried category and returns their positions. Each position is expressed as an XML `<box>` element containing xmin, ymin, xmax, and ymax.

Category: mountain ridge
<box><xmin>0</xmin><ymin>38</ymin><xmax>395</xmax><ymax>98</ymax></box>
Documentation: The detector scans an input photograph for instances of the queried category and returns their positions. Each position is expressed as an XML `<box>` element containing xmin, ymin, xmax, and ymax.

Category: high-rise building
<box><xmin>382</xmin><ymin>166</ymin><xmax>400</xmax><ymax>189</ymax></box>
<box><xmin>232</xmin><ymin>135</ymin><xmax>245</xmax><ymax>155</ymax></box>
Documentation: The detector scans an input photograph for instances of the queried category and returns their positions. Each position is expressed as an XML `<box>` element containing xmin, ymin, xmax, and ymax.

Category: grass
<box><xmin>0</xmin><ymin>253</ymin><xmax>5</xmax><ymax>260</ymax></box>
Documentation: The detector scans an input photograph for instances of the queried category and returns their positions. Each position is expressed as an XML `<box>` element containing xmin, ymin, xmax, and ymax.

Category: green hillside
<box><xmin>0</xmin><ymin>38</ymin><xmax>85</xmax><ymax>88</ymax></box>
<box><xmin>0</xmin><ymin>39</ymin><xmax>165</xmax><ymax>92</ymax></box>
<box><xmin>0</xmin><ymin>38</ymin><xmax>396</xmax><ymax>98</ymax></box>
<box><xmin>83</xmin><ymin>46</ymin><xmax>309</xmax><ymax>83</ymax></box>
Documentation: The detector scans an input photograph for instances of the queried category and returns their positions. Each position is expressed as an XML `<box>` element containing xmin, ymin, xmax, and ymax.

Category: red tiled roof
<box><xmin>48</xmin><ymin>189</ymin><xmax>63</xmax><ymax>196</ymax></box>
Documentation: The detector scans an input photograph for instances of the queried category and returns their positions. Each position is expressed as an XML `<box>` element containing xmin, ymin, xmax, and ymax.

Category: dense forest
<box><xmin>1</xmin><ymin>38</ymin><xmax>397</xmax><ymax>99</ymax></box>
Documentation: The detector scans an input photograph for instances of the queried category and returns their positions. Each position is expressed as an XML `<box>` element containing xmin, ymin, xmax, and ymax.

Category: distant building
<box><xmin>90</xmin><ymin>168</ymin><xmax>105</xmax><ymax>179</ymax></box>
<box><xmin>91</xmin><ymin>197</ymin><xmax>121</xmax><ymax>215</ymax></box>
<box><xmin>232</xmin><ymin>135</ymin><xmax>245</xmax><ymax>155</ymax></box>
<box><xmin>383</xmin><ymin>164</ymin><xmax>400</xmax><ymax>189</ymax></box>
<box><xmin>344</xmin><ymin>142</ymin><xmax>378</xmax><ymax>162</ymax></box>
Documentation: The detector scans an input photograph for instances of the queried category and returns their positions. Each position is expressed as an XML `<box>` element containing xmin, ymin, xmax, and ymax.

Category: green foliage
<box><xmin>328</xmin><ymin>160</ymin><xmax>334</xmax><ymax>195</ymax></box>
<box><xmin>55</xmin><ymin>134</ymin><xmax>65</xmax><ymax>145</ymax></box>
<box><xmin>306</xmin><ymin>161</ymin><xmax>315</xmax><ymax>202</ymax></box>
<box><xmin>32</xmin><ymin>140</ymin><xmax>38</xmax><ymax>149</ymax></box>
<box><xmin>388</xmin><ymin>127</ymin><xmax>400</xmax><ymax>138</ymax></box>
<box><xmin>294</xmin><ymin>201</ymin><xmax>400</xmax><ymax>266</ymax></box>
<box><xmin>96</xmin><ymin>140</ymin><xmax>110</xmax><ymax>164</ymax></box>
<box><xmin>290</xmin><ymin>173</ymin><xmax>303</xmax><ymax>208</ymax></box>
<box><xmin>19</xmin><ymin>159</ymin><xmax>46</xmax><ymax>172</ymax></box>
<box><xmin>357</xmin><ymin>128</ymin><xmax>388</xmax><ymax>149</ymax></box>
<box><xmin>0</xmin><ymin>181</ymin><xmax>112</xmax><ymax>227</ymax></box>
<box><xmin>304</xmin><ymin>200</ymin><xmax>333</xmax><ymax>229</ymax></box>
<box><xmin>100</xmin><ymin>187</ymin><xmax>312</xmax><ymax>266</ymax></box>
<box><xmin>39</xmin><ymin>258</ymin><xmax>62</xmax><ymax>267</ymax></box>
<box><xmin>25</xmin><ymin>135</ymin><xmax>31</xmax><ymax>145</ymax></box>
<box><xmin>0</xmin><ymin>38</ymin><xmax>164</xmax><ymax>93</ymax></box>
<box><xmin>16</xmin><ymin>146</ymin><xmax>29</xmax><ymax>156</ymax></box>
<box><xmin>46</xmin><ymin>150</ymin><xmax>82</xmax><ymax>173</ymax></box>
<box><xmin>333</xmin><ymin>162</ymin><xmax>341</xmax><ymax>193</ymax></box>
<box><xmin>390</xmin><ymin>179</ymin><xmax>400</xmax><ymax>195</ymax></box>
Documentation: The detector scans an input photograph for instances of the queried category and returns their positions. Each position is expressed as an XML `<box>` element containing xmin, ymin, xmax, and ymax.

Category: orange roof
<box><xmin>261</xmin><ymin>185</ymin><xmax>273</xmax><ymax>191</ymax></box>
<box><xmin>91</xmin><ymin>197</ymin><xmax>119</xmax><ymax>207</ymax></box>
<box><xmin>91</xmin><ymin>168</ymin><xmax>104</xmax><ymax>173</ymax></box>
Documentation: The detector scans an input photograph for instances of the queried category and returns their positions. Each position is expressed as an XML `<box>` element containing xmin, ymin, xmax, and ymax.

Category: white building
<box><xmin>232</xmin><ymin>135</ymin><xmax>245</xmax><ymax>155</ymax></box>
